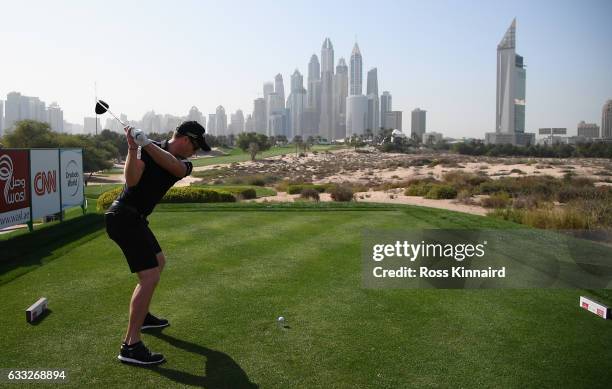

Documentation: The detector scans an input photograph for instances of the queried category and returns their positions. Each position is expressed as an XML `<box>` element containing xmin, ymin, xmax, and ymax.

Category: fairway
<box><xmin>1</xmin><ymin>203</ymin><xmax>611</xmax><ymax>388</ymax></box>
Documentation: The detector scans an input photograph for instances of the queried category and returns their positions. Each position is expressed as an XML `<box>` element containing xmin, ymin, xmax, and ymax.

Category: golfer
<box><xmin>105</xmin><ymin>121</ymin><xmax>210</xmax><ymax>365</ymax></box>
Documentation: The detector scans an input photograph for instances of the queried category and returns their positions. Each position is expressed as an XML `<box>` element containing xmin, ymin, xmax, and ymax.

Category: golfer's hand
<box><xmin>129</xmin><ymin>128</ymin><xmax>152</xmax><ymax>147</ymax></box>
<box><xmin>124</xmin><ymin>126</ymin><xmax>138</xmax><ymax>148</ymax></box>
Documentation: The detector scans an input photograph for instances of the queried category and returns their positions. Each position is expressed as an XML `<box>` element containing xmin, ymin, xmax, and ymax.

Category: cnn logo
<box><xmin>34</xmin><ymin>171</ymin><xmax>57</xmax><ymax>195</ymax></box>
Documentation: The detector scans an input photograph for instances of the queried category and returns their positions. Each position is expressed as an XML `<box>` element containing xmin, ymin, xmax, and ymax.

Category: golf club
<box><xmin>95</xmin><ymin>99</ymin><xmax>127</xmax><ymax>127</ymax></box>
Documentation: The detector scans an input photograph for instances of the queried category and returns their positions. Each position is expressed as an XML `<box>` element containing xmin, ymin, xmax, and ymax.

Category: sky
<box><xmin>1</xmin><ymin>0</ymin><xmax>611</xmax><ymax>138</ymax></box>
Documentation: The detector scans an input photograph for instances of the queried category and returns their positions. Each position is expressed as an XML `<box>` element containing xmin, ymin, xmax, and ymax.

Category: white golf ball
<box><xmin>277</xmin><ymin>316</ymin><xmax>285</xmax><ymax>322</ymax></box>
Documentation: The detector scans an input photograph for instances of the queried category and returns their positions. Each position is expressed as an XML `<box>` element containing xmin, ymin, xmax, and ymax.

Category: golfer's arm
<box><xmin>124</xmin><ymin>148</ymin><xmax>144</xmax><ymax>187</ymax></box>
<box><xmin>142</xmin><ymin>143</ymin><xmax>187</xmax><ymax>178</ymax></box>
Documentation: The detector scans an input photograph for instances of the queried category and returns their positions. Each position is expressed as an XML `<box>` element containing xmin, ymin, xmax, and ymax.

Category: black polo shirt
<box><xmin>116</xmin><ymin>140</ymin><xmax>193</xmax><ymax>216</ymax></box>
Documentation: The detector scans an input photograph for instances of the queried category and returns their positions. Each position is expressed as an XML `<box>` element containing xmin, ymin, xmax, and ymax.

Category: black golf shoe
<box><xmin>118</xmin><ymin>341</ymin><xmax>165</xmax><ymax>365</ymax></box>
<box><xmin>141</xmin><ymin>312</ymin><xmax>170</xmax><ymax>330</ymax></box>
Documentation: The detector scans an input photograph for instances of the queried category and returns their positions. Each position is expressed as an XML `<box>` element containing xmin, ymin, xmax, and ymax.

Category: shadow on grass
<box><xmin>148</xmin><ymin>331</ymin><xmax>258</xmax><ymax>388</ymax></box>
<box><xmin>0</xmin><ymin>213</ymin><xmax>105</xmax><ymax>285</ymax></box>
<box><xmin>29</xmin><ymin>308</ymin><xmax>53</xmax><ymax>325</ymax></box>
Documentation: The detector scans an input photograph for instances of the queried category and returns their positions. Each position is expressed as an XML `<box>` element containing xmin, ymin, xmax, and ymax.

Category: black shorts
<box><xmin>105</xmin><ymin>211</ymin><xmax>162</xmax><ymax>273</ymax></box>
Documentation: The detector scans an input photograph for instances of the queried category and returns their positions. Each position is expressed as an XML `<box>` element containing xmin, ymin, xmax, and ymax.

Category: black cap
<box><xmin>176</xmin><ymin>121</ymin><xmax>211</xmax><ymax>151</ymax></box>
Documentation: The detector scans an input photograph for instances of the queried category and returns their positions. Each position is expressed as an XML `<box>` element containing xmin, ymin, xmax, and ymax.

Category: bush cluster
<box><xmin>96</xmin><ymin>186</ymin><xmax>236</xmax><ymax>212</ymax></box>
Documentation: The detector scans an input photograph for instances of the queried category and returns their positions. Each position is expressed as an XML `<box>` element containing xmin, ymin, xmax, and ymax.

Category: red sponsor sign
<box><xmin>0</xmin><ymin>150</ymin><xmax>30</xmax><ymax>213</ymax></box>
<box><xmin>582</xmin><ymin>302</ymin><xmax>589</xmax><ymax>309</ymax></box>
<box><xmin>597</xmin><ymin>308</ymin><xmax>604</xmax><ymax>317</ymax></box>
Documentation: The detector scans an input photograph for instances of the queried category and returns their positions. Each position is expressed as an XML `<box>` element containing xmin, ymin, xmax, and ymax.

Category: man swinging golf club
<box><xmin>105</xmin><ymin>121</ymin><xmax>210</xmax><ymax>365</ymax></box>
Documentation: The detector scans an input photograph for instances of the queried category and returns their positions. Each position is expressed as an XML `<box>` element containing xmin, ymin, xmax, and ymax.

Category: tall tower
<box><xmin>288</xmin><ymin>69</ymin><xmax>307</xmax><ymax>138</ymax></box>
<box><xmin>602</xmin><ymin>100</ymin><xmax>612</xmax><ymax>139</ymax></box>
<box><xmin>411</xmin><ymin>108</ymin><xmax>427</xmax><ymax>139</ymax></box>
<box><xmin>253</xmin><ymin>98</ymin><xmax>266</xmax><ymax>134</ymax></box>
<box><xmin>46</xmin><ymin>102</ymin><xmax>64</xmax><ymax>132</ymax></box>
<box><xmin>381</xmin><ymin>91</ymin><xmax>392</xmax><ymax>123</ymax></box>
<box><xmin>350</xmin><ymin>43</ymin><xmax>363</xmax><ymax>96</ymax></box>
<box><xmin>333</xmin><ymin>58</ymin><xmax>348</xmax><ymax>139</ymax></box>
<box><xmin>208</xmin><ymin>114</ymin><xmax>216</xmax><ymax>135</ymax></box>
<box><xmin>319</xmin><ymin>38</ymin><xmax>335</xmax><ymax>141</ymax></box>
<box><xmin>496</xmin><ymin>18</ymin><xmax>526</xmax><ymax>135</ymax></box>
<box><xmin>215</xmin><ymin>105</ymin><xmax>227</xmax><ymax>135</ymax></box>
<box><xmin>274</xmin><ymin>74</ymin><xmax>285</xmax><ymax>109</ymax></box>
<box><xmin>187</xmin><ymin>106</ymin><xmax>204</xmax><ymax>126</ymax></box>
<box><xmin>307</xmin><ymin>54</ymin><xmax>321</xmax><ymax>133</ymax></box>
<box><xmin>366</xmin><ymin>68</ymin><xmax>379</xmax><ymax>133</ymax></box>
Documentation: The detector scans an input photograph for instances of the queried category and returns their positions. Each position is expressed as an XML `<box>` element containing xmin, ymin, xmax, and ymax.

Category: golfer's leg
<box><xmin>156</xmin><ymin>252</ymin><xmax>165</xmax><ymax>273</ymax></box>
<box><xmin>124</xmin><ymin>266</ymin><xmax>160</xmax><ymax>345</ymax></box>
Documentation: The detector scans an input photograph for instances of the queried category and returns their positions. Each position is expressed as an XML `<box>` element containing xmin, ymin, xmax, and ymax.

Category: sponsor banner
<box><xmin>30</xmin><ymin>150</ymin><xmax>61</xmax><ymax>220</ymax></box>
<box><xmin>60</xmin><ymin>149</ymin><xmax>84</xmax><ymax>209</ymax></box>
<box><xmin>0</xmin><ymin>208</ymin><xmax>31</xmax><ymax>229</ymax></box>
<box><xmin>0</xmin><ymin>150</ymin><xmax>31</xmax><ymax>229</ymax></box>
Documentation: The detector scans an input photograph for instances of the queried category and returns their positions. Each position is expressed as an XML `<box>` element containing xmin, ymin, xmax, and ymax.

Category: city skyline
<box><xmin>0</xmin><ymin>1</ymin><xmax>611</xmax><ymax>138</ymax></box>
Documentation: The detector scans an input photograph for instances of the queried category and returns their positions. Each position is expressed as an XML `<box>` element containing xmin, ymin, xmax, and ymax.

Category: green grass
<box><xmin>1</xmin><ymin>202</ymin><xmax>611</xmax><ymax>387</ymax></box>
<box><xmin>191</xmin><ymin>145</ymin><xmax>341</xmax><ymax>167</ymax></box>
<box><xmin>85</xmin><ymin>184</ymin><xmax>123</xmax><ymax>199</ymax></box>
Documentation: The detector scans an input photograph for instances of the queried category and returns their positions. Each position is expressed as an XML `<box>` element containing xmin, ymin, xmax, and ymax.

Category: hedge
<box><xmin>96</xmin><ymin>186</ymin><xmax>236</xmax><ymax>212</ymax></box>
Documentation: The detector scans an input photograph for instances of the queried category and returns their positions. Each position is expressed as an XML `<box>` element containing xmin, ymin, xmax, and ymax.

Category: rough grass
<box><xmin>1</xmin><ymin>203</ymin><xmax>611</xmax><ymax>387</ymax></box>
<box><xmin>190</xmin><ymin>145</ymin><xmax>340</xmax><ymax>167</ymax></box>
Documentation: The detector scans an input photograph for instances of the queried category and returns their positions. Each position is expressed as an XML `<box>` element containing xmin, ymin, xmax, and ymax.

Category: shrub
<box><xmin>442</xmin><ymin>170</ymin><xmax>489</xmax><ymax>190</ymax></box>
<box><xmin>481</xmin><ymin>192</ymin><xmax>511</xmax><ymax>208</ymax></box>
<box><xmin>97</xmin><ymin>187</ymin><xmax>123</xmax><ymax>212</ymax></box>
<box><xmin>287</xmin><ymin>184</ymin><xmax>328</xmax><ymax>194</ymax></box>
<box><xmin>238</xmin><ymin>188</ymin><xmax>257</xmax><ymax>199</ymax></box>
<box><xmin>512</xmin><ymin>194</ymin><xmax>541</xmax><ymax>210</ymax></box>
<box><xmin>557</xmin><ymin>186</ymin><xmax>606</xmax><ymax>203</ymax></box>
<box><xmin>329</xmin><ymin>185</ymin><xmax>354</xmax><ymax>202</ymax></box>
<box><xmin>96</xmin><ymin>186</ymin><xmax>236</xmax><ymax>212</ymax></box>
<box><xmin>404</xmin><ymin>178</ymin><xmax>438</xmax><ymax>196</ymax></box>
<box><xmin>424</xmin><ymin>184</ymin><xmax>457</xmax><ymax>199</ymax></box>
<box><xmin>456</xmin><ymin>189</ymin><xmax>476</xmax><ymax>205</ymax></box>
<box><xmin>161</xmin><ymin>187</ymin><xmax>236</xmax><ymax>203</ymax></box>
<box><xmin>300</xmin><ymin>188</ymin><xmax>320</xmax><ymax>201</ymax></box>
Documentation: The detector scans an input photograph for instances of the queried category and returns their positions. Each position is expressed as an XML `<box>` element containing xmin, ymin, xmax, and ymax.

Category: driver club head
<box><xmin>95</xmin><ymin>99</ymin><xmax>126</xmax><ymax>127</ymax></box>
<box><xmin>95</xmin><ymin>99</ymin><xmax>109</xmax><ymax>115</ymax></box>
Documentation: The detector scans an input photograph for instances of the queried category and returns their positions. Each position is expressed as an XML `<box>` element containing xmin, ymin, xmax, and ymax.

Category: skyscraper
<box><xmin>208</xmin><ymin>114</ymin><xmax>217</xmax><ymax>135</ymax></box>
<box><xmin>46</xmin><ymin>102</ymin><xmax>64</xmax><ymax>132</ymax></box>
<box><xmin>263</xmin><ymin>82</ymin><xmax>274</xmax><ymax>132</ymax></box>
<box><xmin>215</xmin><ymin>106</ymin><xmax>227</xmax><ymax>135</ymax></box>
<box><xmin>577</xmin><ymin>121</ymin><xmax>600</xmax><ymax>139</ymax></box>
<box><xmin>266</xmin><ymin>93</ymin><xmax>285</xmax><ymax>136</ymax></box>
<box><xmin>381</xmin><ymin>91</ymin><xmax>392</xmax><ymax>120</ymax></box>
<box><xmin>307</xmin><ymin>54</ymin><xmax>321</xmax><ymax>133</ymax></box>
<box><xmin>244</xmin><ymin>114</ymin><xmax>254</xmax><ymax>133</ymax></box>
<box><xmin>384</xmin><ymin>111</ymin><xmax>403</xmax><ymax>131</ymax></box>
<box><xmin>229</xmin><ymin>109</ymin><xmax>244</xmax><ymax>134</ymax></box>
<box><xmin>187</xmin><ymin>106</ymin><xmax>205</xmax><ymax>127</ymax></box>
<box><xmin>274</xmin><ymin>74</ymin><xmax>285</xmax><ymax>109</ymax></box>
<box><xmin>603</xmin><ymin>100</ymin><xmax>612</xmax><ymax>139</ymax></box>
<box><xmin>319</xmin><ymin>38</ymin><xmax>335</xmax><ymax>141</ymax></box>
<box><xmin>333</xmin><ymin>58</ymin><xmax>348</xmax><ymax>139</ymax></box>
<box><xmin>4</xmin><ymin>91</ymin><xmax>46</xmax><ymax>130</ymax></box>
<box><xmin>486</xmin><ymin>19</ymin><xmax>534</xmax><ymax>145</ymax></box>
<box><xmin>288</xmin><ymin>69</ymin><xmax>307</xmax><ymax>138</ymax></box>
<box><xmin>350</xmin><ymin>43</ymin><xmax>363</xmax><ymax>96</ymax></box>
<box><xmin>366</xmin><ymin>68</ymin><xmax>379</xmax><ymax>133</ymax></box>
<box><xmin>253</xmin><ymin>98</ymin><xmax>266</xmax><ymax>134</ymax></box>
<box><xmin>346</xmin><ymin>42</ymin><xmax>367</xmax><ymax>137</ymax></box>
<box><xmin>84</xmin><ymin>117</ymin><xmax>101</xmax><ymax>134</ymax></box>
<box><xmin>411</xmin><ymin>108</ymin><xmax>426</xmax><ymax>138</ymax></box>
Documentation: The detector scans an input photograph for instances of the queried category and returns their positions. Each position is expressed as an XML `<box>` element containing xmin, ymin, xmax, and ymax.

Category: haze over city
<box><xmin>0</xmin><ymin>0</ymin><xmax>611</xmax><ymax>138</ymax></box>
